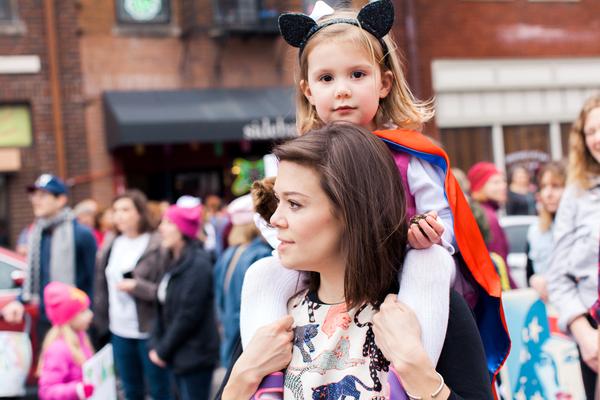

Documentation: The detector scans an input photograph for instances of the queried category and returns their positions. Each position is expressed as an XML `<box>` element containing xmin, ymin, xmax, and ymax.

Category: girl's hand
<box><xmin>372</xmin><ymin>294</ymin><xmax>429</xmax><ymax>370</ymax></box>
<box><xmin>407</xmin><ymin>211</ymin><xmax>445</xmax><ymax>249</ymax></box>
<box><xmin>149</xmin><ymin>349</ymin><xmax>167</xmax><ymax>368</ymax></box>
<box><xmin>117</xmin><ymin>278</ymin><xmax>137</xmax><ymax>293</ymax></box>
<box><xmin>223</xmin><ymin>315</ymin><xmax>294</xmax><ymax>399</ymax></box>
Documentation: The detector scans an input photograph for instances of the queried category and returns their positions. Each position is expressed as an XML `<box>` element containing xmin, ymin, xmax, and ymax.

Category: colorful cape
<box><xmin>374</xmin><ymin>128</ymin><xmax>511</xmax><ymax>383</ymax></box>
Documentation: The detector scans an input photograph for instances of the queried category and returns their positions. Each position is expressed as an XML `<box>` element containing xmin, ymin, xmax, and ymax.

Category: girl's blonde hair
<box><xmin>295</xmin><ymin>10</ymin><xmax>433</xmax><ymax>135</ymax></box>
<box><xmin>536</xmin><ymin>161</ymin><xmax>566</xmax><ymax>233</ymax></box>
<box><xmin>37</xmin><ymin>325</ymin><xmax>93</xmax><ymax>376</ymax></box>
<box><xmin>567</xmin><ymin>94</ymin><xmax>600</xmax><ymax>189</ymax></box>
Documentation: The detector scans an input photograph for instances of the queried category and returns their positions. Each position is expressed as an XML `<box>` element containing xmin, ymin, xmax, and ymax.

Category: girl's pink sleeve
<box><xmin>38</xmin><ymin>346</ymin><xmax>81</xmax><ymax>400</ymax></box>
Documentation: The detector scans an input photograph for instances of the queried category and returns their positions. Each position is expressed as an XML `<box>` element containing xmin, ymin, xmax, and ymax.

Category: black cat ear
<box><xmin>279</xmin><ymin>13</ymin><xmax>318</xmax><ymax>48</ymax></box>
<box><xmin>356</xmin><ymin>0</ymin><xmax>394</xmax><ymax>39</ymax></box>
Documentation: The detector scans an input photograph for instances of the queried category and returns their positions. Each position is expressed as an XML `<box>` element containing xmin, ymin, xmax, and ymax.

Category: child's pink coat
<box><xmin>38</xmin><ymin>331</ymin><xmax>93</xmax><ymax>400</ymax></box>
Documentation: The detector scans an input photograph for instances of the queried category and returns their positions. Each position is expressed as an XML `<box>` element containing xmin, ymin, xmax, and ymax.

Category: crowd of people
<box><xmin>0</xmin><ymin>0</ymin><xmax>599</xmax><ymax>399</ymax></box>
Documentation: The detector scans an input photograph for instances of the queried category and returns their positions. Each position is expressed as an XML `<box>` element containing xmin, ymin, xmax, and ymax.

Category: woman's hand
<box><xmin>117</xmin><ymin>278</ymin><xmax>137</xmax><ymax>293</ymax></box>
<box><xmin>372</xmin><ymin>294</ymin><xmax>429</xmax><ymax>369</ymax></box>
<box><xmin>223</xmin><ymin>315</ymin><xmax>294</xmax><ymax>400</ymax></box>
<box><xmin>570</xmin><ymin>315</ymin><xmax>598</xmax><ymax>372</ymax></box>
<box><xmin>408</xmin><ymin>211</ymin><xmax>445</xmax><ymax>249</ymax></box>
<box><xmin>148</xmin><ymin>349</ymin><xmax>167</xmax><ymax>368</ymax></box>
<box><xmin>373</xmin><ymin>295</ymin><xmax>451</xmax><ymax>399</ymax></box>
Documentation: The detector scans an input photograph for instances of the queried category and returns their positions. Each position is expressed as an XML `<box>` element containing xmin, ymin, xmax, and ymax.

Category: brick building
<box><xmin>1</xmin><ymin>0</ymin><xmax>600</xmax><ymax>246</ymax></box>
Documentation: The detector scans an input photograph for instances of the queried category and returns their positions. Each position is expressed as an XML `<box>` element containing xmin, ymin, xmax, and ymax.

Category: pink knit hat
<box><xmin>165</xmin><ymin>204</ymin><xmax>201</xmax><ymax>238</ymax></box>
<box><xmin>467</xmin><ymin>162</ymin><xmax>501</xmax><ymax>193</ymax></box>
<box><xmin>44</xmin><ymin>282</ymin><xmax>90</xmax><ymax>326</ymax></box>
<box><xmin>227</xmin><ymin>194</ymin><xmax>255</xmax><ymax>226</ymax></box>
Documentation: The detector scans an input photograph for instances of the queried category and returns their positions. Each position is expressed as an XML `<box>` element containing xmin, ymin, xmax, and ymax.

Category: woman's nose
<box><xmin>269</xmin><ymin>204</ymin><xmax>286</xmax><ymax>228</ymax></box>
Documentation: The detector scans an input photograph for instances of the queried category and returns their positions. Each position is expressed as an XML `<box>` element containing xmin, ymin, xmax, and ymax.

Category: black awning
<box><xmin>103</xmin><ymin>87</ymin><xmax>296</xmax><ymax>149</ymax></box>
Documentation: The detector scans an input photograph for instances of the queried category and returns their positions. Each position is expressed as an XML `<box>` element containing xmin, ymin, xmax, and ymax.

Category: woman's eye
<box><xmin>352</xmin><ymin>71</ymin><xmax>365</xmax><ymax>79</ymax></box>
<box><xmin>288</xmin><ymin>200</ymin><xmax>301</xmax><ymax>209</ymax></box>
<box><xmin>319</xmin><ymin>74</ymin><xmax>333</xmax><ymax>82</ymax></box>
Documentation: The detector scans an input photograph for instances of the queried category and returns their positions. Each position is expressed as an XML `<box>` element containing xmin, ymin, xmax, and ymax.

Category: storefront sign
<box><xmin>0</xmin><ymin>106</ymin><xmax>32</xmax><ymax>147</ymax></box>
<box><xmin>0</xmin><ymin>56</ymin><xmax>41</xmax><ymax>74</ymax></box>
<box><xmin>505</xmin><ymin>150</ymin><xmax>550</xmax><ymax>175</ymax></box>
<box><xmin>243</xmin><ymin>117</ymin><xmax>297</xmax><ymax>140</ymax></box>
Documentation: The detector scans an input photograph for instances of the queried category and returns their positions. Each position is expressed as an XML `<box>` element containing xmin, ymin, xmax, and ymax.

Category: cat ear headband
<box><xmin>278</xmin><ymin>0</ymin><xmax>394</xmax><ymax>57</ymax></box>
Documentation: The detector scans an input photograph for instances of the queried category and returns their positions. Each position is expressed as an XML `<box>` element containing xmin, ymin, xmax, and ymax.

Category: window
<box><xmin>115</xmin><ymin>0</ymin><xmax>171</xmax><ymax>25</ymax></box>
<box><xmin>440</xmin><ymin>127</ymin><xmax>493</xmax><ymax>173</ymax></box>
<box><xmin>0</xmin><ymin>0</ymin><xmax>24</xmax><ymax>35</ymax></box>
<box><xmin>212</xmin><ymin>0</ymin><xmax>280</xmax><ymax>35</ymax></box>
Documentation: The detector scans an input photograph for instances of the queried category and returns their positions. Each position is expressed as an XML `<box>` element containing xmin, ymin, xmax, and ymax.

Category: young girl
<box><xmin>38</xmin><ymin>282</ymin><xmax>95</xmax><ymax>400</ymax></box>
<box><xmin>546</xmin><ymin>94</ymin><xmax>600</xmax><ymax>399</ymax></box>
<box><xmin>240</xmin><ymin>0</ymin><xmax>509</xmax><ymax>390</ymax></box>
<box><xmin>526</xmin><ymin>161</ymin><xmax>566</xmax><ymax>301</ymax></box>
<box><xmin>222</xmin><ymin>123</ymin><xmax>492</xmax><ymax>400</ymax></box>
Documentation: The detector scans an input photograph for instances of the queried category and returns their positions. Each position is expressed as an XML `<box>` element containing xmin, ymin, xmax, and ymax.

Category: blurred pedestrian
<box><xmin>547</xmin><ymin>94</ymin><xmax>600</xmax><ymax>399</ymax></box>
<box><xmin>149</xmin><ymin>203</ymin><xmax>219</xmax><ymax>400</ymax></box>
<box><xmin>95</xmin><ymin>206</ymin><xmax>115</xmax><ymax>249</ymax></box>
<box><xmin>506</xmin><ymin>165</ymin><xmax>536</xmax><ymax>215</ymax></box>
<box><xmin>37</xmin><ymin>282</ymin><xmax>95</xmax><ymax>400</ymax></box>
<box><xmin>526</xmin><ymin>161</ymin><xmax>566</xmax><ymax>302</ymax></box>
<box><xmin>93</xmin><ymin>189</ymin><xmax>171</xmax><ymax>400</ymax></box>
<box><xmin>468</xmin><ymin>162</ymin><xmax>516</xmax><ymax>289</ymax></box>
<box><xmin>213</xmin><ymin>194</ymin><xmax>271</xmax><ymax>369</ymax></box>
<box><xmin>1</xmin><ymin>174</ymin><xmax>97</xmax><ymax>342</ymax></box>
<box><xmin>74</xmin><ymin>199</ymin><xmax>102</xmax><ymax>246</ymax></box>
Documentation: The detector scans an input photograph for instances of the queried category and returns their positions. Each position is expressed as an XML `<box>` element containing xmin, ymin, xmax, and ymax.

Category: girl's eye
<box><xmin>319</xmin><ymin>74</ymin><xmax>333</xmax><ymax>82</ymax></box>
<box><xmin>352</xmin><ymin>71</ymin><xmax>365</xmax><ymax>79</ymax></box>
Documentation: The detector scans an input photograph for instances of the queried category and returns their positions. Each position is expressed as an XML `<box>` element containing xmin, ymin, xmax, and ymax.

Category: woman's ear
<box><xmin>379</xmin><ymin>70</ymin><xmax>393</xmax><ymax>99</ymax></box>
<box><xmin>300</xmin><ymin>79</ymin><xmax>315</xmax><ymax>105</ymax></box>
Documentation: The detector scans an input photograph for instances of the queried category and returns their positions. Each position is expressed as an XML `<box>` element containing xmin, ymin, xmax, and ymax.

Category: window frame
<box><xmin>0</xmin><ymin>0</ymin><xmax>25</xmax><ymax>36</ymax></box>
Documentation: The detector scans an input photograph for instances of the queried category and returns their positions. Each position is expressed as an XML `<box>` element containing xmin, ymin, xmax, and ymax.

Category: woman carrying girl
<box><xmin>221</xmin><ymin>123</ymin><xmax>492</xmax><ymax>399</ymax></box>
<box><xmin>547</xmin><ymin>94</ymin><xmax>600</xmax><ymax>399</ymax></box>
<box><xmin>240</xmin><ymin>0</ymin><xmax>509</xmax><ymax>389</ymax></box>
<box><xmin>526</xmin><ymin>161</ymin><xmax>566</xmax><ymax>301</ymax></box>
<box><xmin>38</xmin><ymin>282</ymin><xmax>95</xmax><ymax>400</ymax></box>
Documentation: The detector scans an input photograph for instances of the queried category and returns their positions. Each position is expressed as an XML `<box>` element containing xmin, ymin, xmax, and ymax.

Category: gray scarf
<box><xmin>22</xmin><ymin>208</ymin><xmax>76</xmax><ymax>302</ymax></box>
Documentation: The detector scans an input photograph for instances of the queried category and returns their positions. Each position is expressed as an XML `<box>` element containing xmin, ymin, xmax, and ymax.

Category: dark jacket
<box><xmin>93</xmin><ymin>231</ymin><xmax>166</xmax><ymax>342</ymax></box>
<box><xmin>151</xmin><ymin>241</ymin><xmax>220</xmax><ymax>373</ymax></box>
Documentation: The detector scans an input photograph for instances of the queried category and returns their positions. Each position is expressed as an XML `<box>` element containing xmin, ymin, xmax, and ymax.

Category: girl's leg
<box><xmin>240</xmin><ymin>256</ymin><xmax>302</xmax><ymax>348</ymax></box>
<box><xmin>398</xmin><ymin>245</ymin><xmax>456</xmax><ymax>365</ymax></box>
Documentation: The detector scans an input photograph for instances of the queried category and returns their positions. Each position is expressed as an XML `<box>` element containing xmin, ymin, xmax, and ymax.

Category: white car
<box><xmin>499</xmin><ymin>215</ymin><xmax>538</xmax><ymax>288</ymax></box>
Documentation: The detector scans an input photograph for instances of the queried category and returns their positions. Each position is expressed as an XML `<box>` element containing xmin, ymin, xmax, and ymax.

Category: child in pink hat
<box><xmin>38</xmin><ymin>281</ymin><xmax>95</xmax><ymax>400</ymax></box>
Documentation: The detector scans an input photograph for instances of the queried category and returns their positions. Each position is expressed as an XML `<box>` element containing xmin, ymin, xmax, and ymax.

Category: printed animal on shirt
<box><xmin>311</xmin><ymin>374</ymin><xmax>373</xmax><ymax>400</ymax></box>
<box><xmin>294</xmin><ymin>323</ymin><xmax>320</xmax><ymax>362</ymax></box>
<box><xmin>322</xmin><ymin>303</ymin><xmax>351</xmax><ymax>338</ymax></box>
<box><xmin>285</xmin><ymin>366</ymin><xmax>312</xmax><ymax>400</ymax></box>
<box><xmin>289</xmin><ymin>335</ymin><xmax>364</xmax><ymax>375</ymax></box>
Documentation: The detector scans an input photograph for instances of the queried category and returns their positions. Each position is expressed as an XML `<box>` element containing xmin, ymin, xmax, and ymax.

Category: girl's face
<box><xmin>538</xmin><ymin>171</ymin><xmax>565</xmax><ymax>214</ymax></box>
<box><xmin>70</xmin><ymin>309</ymin><xmax>93</xmax><ymax>331</ymax></box>
<box><xmin>302</xmin><ymin>39</ymin><xmax>393</xmax><ymax>131</ymax></box>
<box><xmin>113</xmin><ymin>198</ymin><xmax>141</xmax><ymax>236</ymax></box>
<box><xmin>583</xmin><ymin>107</ymin><xmax>600</xmax><ymax>165</ymax></box>
<box><xmin>270</xmin><ymin>161</ymin><xmax>344</xmax><ymax>273</ymax></box>
<box><xmin>158</xmin><ymin>217</ymin><xmax>184</xmax><ymax>250</ymax></box>
<box><xmin>481</xmin><ymin>173</ymin><xmax>508</xmax><ymax>204</ymax></box>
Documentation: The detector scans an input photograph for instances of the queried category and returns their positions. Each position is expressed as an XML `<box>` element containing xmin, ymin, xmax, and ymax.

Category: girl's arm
<box><xmin>407</xmin><ymin>157</ymin><xmax>455</xmax><ymax>253</ymax></box>
<box><xmin>38</xmin><ymin>346</ymin><xmax>81</xmax><ymax>400</ymax></box>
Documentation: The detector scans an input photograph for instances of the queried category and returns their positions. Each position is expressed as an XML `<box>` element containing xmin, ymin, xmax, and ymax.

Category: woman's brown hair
<box><xmin>273</xmin><ymin>122</ymin><xmax>408</xmax><ymax>308</ymax></box>
<box><xmin>567</xmin><ymin>94</ymin><xmax>600</xmax><ymax>189</ymax></box>
<box><xmin>112</xmin><ymin>189</ymin><xmax>155</xmax><ymax>234</ymax></box>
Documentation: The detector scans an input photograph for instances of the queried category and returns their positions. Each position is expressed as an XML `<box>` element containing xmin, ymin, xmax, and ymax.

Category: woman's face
<box><xmin>481</xmin><ymin>173</ymin><xmax>507</xmax><ymax>204</ymax></box>
<box><xmin>158</xmin><ymin>217</ymin><xmax>184</xmax><ymax>250</ymax></box>
<box><xmin>583</xmin><ymin>107</ymin><xmax>600</xmax><ymax>165</ymax></box>
<box><xmin>512</xmin><ymin>167</ymin><xmax>530</xmax><ymax>188</ymax></box>
<box><xmin>538</xmin><ymin>171</ymin><xmax>565</xmax><ymax>214</ymax></box>
<box><xmin>112</xmin><ymin>198</ymin><xmax>141</xmax><ymax>236</ymax></box>
<box><xmin>270</xmin><ymin>161</ymin><xmax>344</xmax><ymax>273</ymax></box>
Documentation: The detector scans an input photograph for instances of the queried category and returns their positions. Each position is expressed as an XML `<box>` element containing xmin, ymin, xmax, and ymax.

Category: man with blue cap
<box><xmin>1</xmin><ymin>174</ymin><xmax>97</xmax><ymax>340</ymax></box>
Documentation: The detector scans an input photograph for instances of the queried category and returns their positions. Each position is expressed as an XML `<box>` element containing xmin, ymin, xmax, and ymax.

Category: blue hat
<box><xmin>27</xmin><ymin>174</ymin><xmax>68</xmax><ymax>195</ymax></box>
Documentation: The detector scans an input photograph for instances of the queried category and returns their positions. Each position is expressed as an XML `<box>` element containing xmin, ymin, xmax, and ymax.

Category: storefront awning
<box><xmin>103</xmin><ymin>87</ymin><xmax>296</xmax><ymax>149</ymax></box>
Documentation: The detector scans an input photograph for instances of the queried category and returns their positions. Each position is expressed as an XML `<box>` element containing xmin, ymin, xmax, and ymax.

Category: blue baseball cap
<box><xmin>27</xmin><ymin>174</ymin><xmax>68</xmax><ymax>195</ymax></box>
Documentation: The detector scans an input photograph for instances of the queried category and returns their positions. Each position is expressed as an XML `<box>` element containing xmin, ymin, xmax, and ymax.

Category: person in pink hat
<box><xmin>148</xmin><ymin>203</ymin><xmax>219</xmax><ymax>400</ymax></box>
<box><xmin>37</xmin><ymin>281</ymin><xmax>95</xmax><ymax>400</ymax></box>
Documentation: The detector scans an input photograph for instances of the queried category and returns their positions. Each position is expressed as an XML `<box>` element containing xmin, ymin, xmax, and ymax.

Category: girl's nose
<box><xmin>335</xmin><ymin>84</ymin><xmax>351</xmax><ymax>98</ymax></box>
